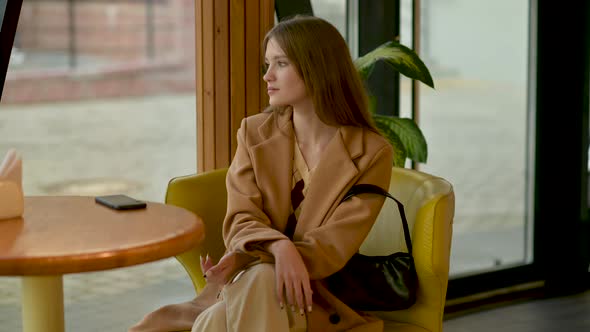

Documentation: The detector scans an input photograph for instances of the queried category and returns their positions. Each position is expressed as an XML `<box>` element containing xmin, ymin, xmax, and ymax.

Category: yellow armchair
<box><xmin>165</xmin><ymin>168</ymin><xmax>229</xmax><ymax>293</ymax></box>
<box><xmin>363</xmin><ymin>167</ymin><xmax>455</xmax><ymax>332</ymax></box>
<box><xmin>165</xmin><ymin>167</ymin><xmax>454</xmax><ymax>331</ymax></box>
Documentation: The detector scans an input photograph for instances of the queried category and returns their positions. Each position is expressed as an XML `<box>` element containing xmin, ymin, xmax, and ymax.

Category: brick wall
<box><xmin>3</xmin><ymin>0</ymin><xmax>195</xmax><ymax>104</ymax></box>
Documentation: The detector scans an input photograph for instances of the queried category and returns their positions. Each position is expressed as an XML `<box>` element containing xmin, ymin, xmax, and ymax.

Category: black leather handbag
<box><xmin>325</xmin><ymin>184</ymin><xmax>418</xmax><ymax>311</ymax></box>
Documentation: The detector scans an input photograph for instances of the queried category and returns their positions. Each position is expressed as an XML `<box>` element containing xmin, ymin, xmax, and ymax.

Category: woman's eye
<box><xmin>278</xmin><ymin>61</ymin><xmax>288</xmax><ymax>67</ymax></box>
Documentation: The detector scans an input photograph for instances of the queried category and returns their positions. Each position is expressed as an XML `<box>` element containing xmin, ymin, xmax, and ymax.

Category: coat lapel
<box><xmin>249</xmin><ymin>110</ymin><xmax>294</xmax><ymax>231</ymax></box>
<box><xmin>295</xmin><ymin>126</ymin><xmax>364</xmax><ymax>236</ymax></box>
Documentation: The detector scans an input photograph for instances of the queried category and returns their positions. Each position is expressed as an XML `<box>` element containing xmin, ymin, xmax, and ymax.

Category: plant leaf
<box><xmin>357</xmin><ymin>60</ymin><xmax>375</xmax><ymax>82</ymax></box>
<box><xmin>374</xmin><ymin>115</ymin><xmax>428</xmax><ymax>163</ymax></box>
<box><xmin>355</xmin><ymin>40</ymin><xmax>435</xmax><ymax>89</ymax></box>
<box><xmin>374</xmin><ymin>120</ymin><xmax>407</xmax><ymax>167</ymax></box>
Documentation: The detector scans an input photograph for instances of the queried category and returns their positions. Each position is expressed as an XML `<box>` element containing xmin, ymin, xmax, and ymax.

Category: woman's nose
<box><xmin>263</xmin><ymin>68</ymin><xmax>274</xmax><ymax>82</ymax></box>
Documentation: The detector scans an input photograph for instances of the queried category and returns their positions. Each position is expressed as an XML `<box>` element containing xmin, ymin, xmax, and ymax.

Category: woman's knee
<box><xmin>241</xmin><ymin>263</ymin><xmax>275</xmax><ymax>285</ymax></box>
<box><xmin>191</xmin><ymin>300</ymin><xmax>226</xmax><ymax>331</ymax></box>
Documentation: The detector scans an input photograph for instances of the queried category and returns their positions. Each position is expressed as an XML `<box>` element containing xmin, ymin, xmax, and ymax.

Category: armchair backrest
<box><xmin>360</xmin><ymin>167</ymin><xmax>455</xmax><ymax>332</ymax></box>
<box><xmin>165</xmin><ymin>168</ymin><xmax>229</xmax><ymax>292</ymax></box>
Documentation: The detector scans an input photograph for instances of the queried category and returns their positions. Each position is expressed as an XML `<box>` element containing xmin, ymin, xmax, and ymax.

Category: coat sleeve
<box><xmin>294</xmin><ymin>143</ymin><xmax>393</xmax><ymax>280</ymax></box>
<box><xmin>222</xmin><ymin>119</ymin><xmax>289</xmax><ymax>256</ymax></box>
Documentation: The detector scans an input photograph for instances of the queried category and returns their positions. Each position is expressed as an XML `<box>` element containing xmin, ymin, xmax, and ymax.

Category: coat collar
<box><xmin>249</xmin><ymin>109</ymin><xmax>294</xmax><ymax>230</ymax></box>
<box><xmin>257</xmin><ymin>108</ymin><xmax>293</xmax><ymax>140</ymax></box>
<box><xmin>249</xmin><ymin>108</ymin><xmax>366</xmax><ymax>234</ymax></box>
<box><xmin>295</xmin><ymin>125</ymin><xmax>363</xmax><ymax>235</ymax></box>
<box><xmin>257</xmin><ymin>107</ymin><xmax>363</xmax><ymax>158</ymax></box>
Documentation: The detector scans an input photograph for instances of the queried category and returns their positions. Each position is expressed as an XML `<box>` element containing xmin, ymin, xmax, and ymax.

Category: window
<box><xmin>1</xmin><ymin>0</ymin><xmax>196</xmax><ymax>202</ymax></box>
<box><xmin>401</xmin><ymin>0</ymin><xmax>531</xmax><ymax>276</ymax></box>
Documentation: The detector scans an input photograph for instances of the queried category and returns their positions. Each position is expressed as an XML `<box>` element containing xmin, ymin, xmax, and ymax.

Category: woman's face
<box><xmin>263</xmin><ymin>38</ymin><xmax>309</xmax><ymax>108</ymax></box>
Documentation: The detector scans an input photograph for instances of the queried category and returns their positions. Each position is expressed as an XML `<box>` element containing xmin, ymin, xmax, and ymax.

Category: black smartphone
<box><xmin>95</xmin><ymin>194</ymin><xmax>147</xmax><ymax>210</ymax></box>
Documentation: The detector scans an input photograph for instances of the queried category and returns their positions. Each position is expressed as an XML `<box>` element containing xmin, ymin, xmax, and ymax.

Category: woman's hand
<box><xmin>200</xmin><ymin>254</ymin><xmax>224</xmax><ymax>288</ymax></box>
<box><xmin>201</xmin><ymin>251</ymin><xmax>258</xmax><ymax>286</ymax></box>
<box><xmin>266</xmin><ymin>239</ymin><xmax>313</xmax><ymax>315</ymax></box>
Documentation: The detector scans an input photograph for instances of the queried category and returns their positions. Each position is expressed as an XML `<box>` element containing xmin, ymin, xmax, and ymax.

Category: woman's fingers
<box><xmin>294</xmin><ymin>281</ymin><xmax>306</xmax><ymax>315</ymax></box>
<box><xmin>267</xmin><ymin>240</ymin><xmax>312</xmax><ymax>314</ymax></box>
<box><xmin>200</xmin><ymin>254</ymin><xmax>215</xmax><ymax>274</ymax></box>
<box><xmin>275</xmin><ymin>273</ymin><xmax>285</xmax><ymax>309</ymax></box>
<box><xmin>292</xmin><ymin>276</ymin><xmax>312</xmax><ymax>315</ymax></box>
<box><xmin>284</xmin><ymin>278</ymin><xmax>296</xmax><ymax>313</ymax></box>
<box><xmin>303</xmin><ymin>279</ymin><xmax>313</xmax><ymax>313</ymax></box>
<box><xmin>203</xmin><ymin>255</ymin><xmax>233</xmax><ymax>285</ymax></box>
<box><xmin>281</xmin><ymin>274</ymin><xmax>310</xmax><ymax>315</ymax></box>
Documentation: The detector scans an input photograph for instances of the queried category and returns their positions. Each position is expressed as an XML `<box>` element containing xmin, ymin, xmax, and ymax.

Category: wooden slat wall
<box><xmin>230</xmin><ymin>0</ymin><xmax>246</xmax><ymax>159</ymax></box>
<box><xmin>214</xmin><ymin>0</ymin><xmax>230</xmax><ymax>167</ymax></box>
<box><xmin>195</xmin><ymin>0</ymin><xmax>204</xmax><ymax>171</ymax></box>
<box><xmin>244</xmin><ymin>2</ymin><xmax>261</xmax><ymax>120</ymax></box>
<box><xmin>259</xmin><ymin>0</ymin><xmax>274</xmax><ymax>113</ymax></box>
<box><xmin>196</xmin><ymin>0</ymin><xmax>275</xmax><ymax>172</ymax></box>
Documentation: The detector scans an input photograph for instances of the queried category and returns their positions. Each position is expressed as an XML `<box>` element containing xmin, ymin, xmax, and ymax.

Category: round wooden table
<box><xmin>0</xmin><ymin>196</ymin><xmax>205</xmax><ymax>332</ymax></box>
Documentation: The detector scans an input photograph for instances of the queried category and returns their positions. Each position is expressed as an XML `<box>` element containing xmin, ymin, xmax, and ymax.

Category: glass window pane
<box><xmin>1</xmin><ymin>0</ymin><xmax>196</xmax><ymax>203</ymax></box>
<box><xmin>404</xmin><ymin>0</ymin><xmax>531</xmax><ymax>276</ymax></box>
<box><xmin>310</xmin><ymin>0</ymin><xmax>347</xmax><ymax>38</ymax></box>
<box><xmin>0</xmin><ymin>0</ymin><xmax>6</xmax><ymax>28</ymax></box>
<box><xmin>0</xmin><ymin>0</ymin><xmax>196</xmax><ymax>330</ymax></box>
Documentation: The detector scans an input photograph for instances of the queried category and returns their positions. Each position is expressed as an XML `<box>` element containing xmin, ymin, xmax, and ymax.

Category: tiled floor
<box><xmin>444</xmin><ymin>289</ymin><xmax>590</xmax><ymax>332</ymax></box>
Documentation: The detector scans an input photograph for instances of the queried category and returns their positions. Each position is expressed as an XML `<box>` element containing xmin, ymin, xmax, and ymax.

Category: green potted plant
<box><xmin>354</xmin><ymin>40</ymin><xmax>435</xmax><ymax>167</ymax></box>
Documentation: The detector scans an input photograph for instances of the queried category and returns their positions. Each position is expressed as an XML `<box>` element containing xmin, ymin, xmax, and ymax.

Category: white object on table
<box><xmin>0</xmin><ymin>148</ymin><xmax>24</xmax><ymax>220</ymax></box>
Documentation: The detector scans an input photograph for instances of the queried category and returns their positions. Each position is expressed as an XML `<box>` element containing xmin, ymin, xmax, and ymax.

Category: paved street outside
<box><xmin>0</xmin><ymin>94</ymin><xmax>197</xmax><ymax>202</ymax></box>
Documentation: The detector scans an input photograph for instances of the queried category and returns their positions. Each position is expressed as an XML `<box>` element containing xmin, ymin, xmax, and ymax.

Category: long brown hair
<box><xmin>263</xmin><ymin>15</ymin><xmax>378</xmax><ymax>132</ymax></box>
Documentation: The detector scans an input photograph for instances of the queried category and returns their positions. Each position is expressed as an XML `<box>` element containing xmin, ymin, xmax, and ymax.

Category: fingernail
<box><xmin>299</xmin><ymin>308</ymin><xmax>304</xmax><ymax>316</ymax></box>
<box><xmin>280</xmin><ymin>302</ymin><xmax>284</xmax><ymax>310</ymax></box>
<box><xmin>291</xmin><ymin>305</ymin><xmax>295</xmax><ymax>312</ymax></box>
<box><xmin>307</xmin><ymin>305</ymin><xmax>312</xmax><ymax>313</ymax></box>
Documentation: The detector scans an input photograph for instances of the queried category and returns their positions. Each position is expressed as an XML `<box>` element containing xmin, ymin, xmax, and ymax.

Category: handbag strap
<box><xmin>342</xmin><ymin>184</ymin><xmax>413</xmax><ymax>254</ymax></box>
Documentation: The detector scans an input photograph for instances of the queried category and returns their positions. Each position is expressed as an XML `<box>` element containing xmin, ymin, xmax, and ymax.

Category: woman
<box><xmin>131</xmin><ymin>15</ymin><xmax>393</xmax><ymax>332</ymax></box>
<box><xmin>195</xmin><ymin>14</ymin><xmax>394</xmax><ymax>331</ymax></box>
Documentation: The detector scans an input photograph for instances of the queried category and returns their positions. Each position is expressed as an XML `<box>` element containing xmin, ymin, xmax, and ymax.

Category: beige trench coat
<box><xmin>223</xmin><ymin>108</ymin><xmax>393</xmax><ymax>332</ymax></box>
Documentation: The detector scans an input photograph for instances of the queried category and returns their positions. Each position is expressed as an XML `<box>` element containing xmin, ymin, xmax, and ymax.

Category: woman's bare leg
<box><xmin>128</xmin><ymin>282</ymin><xmax>221</xmax><ymax>332</ymax></box>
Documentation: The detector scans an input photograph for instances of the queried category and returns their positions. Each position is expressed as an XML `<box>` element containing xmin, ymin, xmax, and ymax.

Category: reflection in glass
<box><xmin>0</xmin><ymin>0</ymin><xmax>6</xmax><ymax>28</ymax></box>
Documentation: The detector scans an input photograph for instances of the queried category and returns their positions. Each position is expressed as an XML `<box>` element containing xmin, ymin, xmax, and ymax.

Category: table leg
<box><xmin>21</xmin><ymin>275</ymin><xmax>65</xmax><ymax>332</ymax></box>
